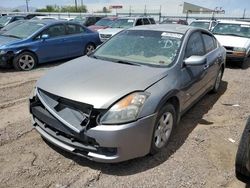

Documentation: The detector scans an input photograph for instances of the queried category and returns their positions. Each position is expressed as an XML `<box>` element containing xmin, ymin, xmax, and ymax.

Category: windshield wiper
<box><xmin>2</xmin><ymin>34</ymin><xmax>21</xmax><ymax>39</ymax></box>
<box><xmin>116</xmin><ymin>60</ymin><xmax>141</xmax><ymax>66</ymax></box>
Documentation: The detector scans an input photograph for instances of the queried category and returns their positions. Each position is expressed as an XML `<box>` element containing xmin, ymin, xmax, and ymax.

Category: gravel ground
<box><xmin>0</xmin><ymin>61</ymin><xmax>249</xmax><ymax>188</ymax></box>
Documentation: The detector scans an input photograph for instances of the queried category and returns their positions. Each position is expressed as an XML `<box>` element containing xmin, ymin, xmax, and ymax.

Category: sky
<box><xmin>0</xmin><ymin>0</ymin><xmax>249</xmax><ymax>16</ymax></box>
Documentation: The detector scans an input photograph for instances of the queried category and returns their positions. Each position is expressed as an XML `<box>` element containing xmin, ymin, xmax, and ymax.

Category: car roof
<box><xmin>191</xmin><ymin>20</ymin><xmax>215</xmax><ymax>23</ymax></box>
<box><xmin>129</xmin><ymin>24</ymin><xmax>191</xmax><ymax>34</ymax></box>
<box><xmin>217</xmin><ymin>20</ymin><xmax>250</xmax><ymax>25</ymax></box>
<box><xmin>117</xmin><ymin>16</ymin><xmax>153</xmax><ymax>20</ymax></box>
<box><xmin>26</xmin><ymin>19</ymin><xmax>73</xmax><ymax>26</ymax></box>
<box><xmin>101</xmin><ymin>16</ymin><xmax>117</xmax><ymax>20</ymax></box>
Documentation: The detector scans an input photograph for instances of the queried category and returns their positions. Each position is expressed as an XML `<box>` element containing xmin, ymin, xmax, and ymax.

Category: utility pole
<box><xmin>243</xmin><ymin>8</ymin><xmax>246</xmax><ymax>19</ymax></box>
<box><xmin>75</xmin><ymin>0</ymin><xmax>78</xmax><ymax>12</ymax></box>
<box><xmin>159</xmin><ymin>5</ymin><xmax>162</xmax><ymax>22</ymax></box>
<box><xmin>25</xmin><ymin>0</ymin><xmax>29</xmax><ymax>12</ymax></box>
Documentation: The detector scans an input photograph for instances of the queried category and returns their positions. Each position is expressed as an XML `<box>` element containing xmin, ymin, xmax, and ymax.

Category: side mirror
<box><xmin>184</xmin><ymin>55</ymin><xmax>206</xmax><ymax>66</ymax></box>
<box><xmin>41</xmin><ymin>34</ymin><xmax>49</xmax><ymax>40</ymax></box>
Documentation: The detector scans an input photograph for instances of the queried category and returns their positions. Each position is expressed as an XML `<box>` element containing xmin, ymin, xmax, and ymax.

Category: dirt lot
<box><xmin>0</xmin><ymin>61</ymin><xmax>249</xmax><ymax>188</ymax></box>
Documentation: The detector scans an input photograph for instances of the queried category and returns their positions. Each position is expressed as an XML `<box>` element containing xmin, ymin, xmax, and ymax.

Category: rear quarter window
<box><xmin>149</xmin><ymin>18</ymin><xmax>156</xmax><ymax>24</ymax></box>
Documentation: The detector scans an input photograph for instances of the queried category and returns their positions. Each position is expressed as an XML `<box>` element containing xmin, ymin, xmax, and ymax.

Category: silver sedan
<box><xmin>30</xmin><ymin>24</ymin><xmax>226</xmax><ymax>162</ymax></box>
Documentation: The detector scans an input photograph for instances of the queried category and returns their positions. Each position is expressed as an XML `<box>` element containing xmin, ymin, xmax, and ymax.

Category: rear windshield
<box><xmin>190</xmin><ymin>21</ymin><xmax>210</xmax><ymax>29</ymax></box>
<box><xmin>95</xmin><ymin>18</ymin><xmax>115</xmax><ymax>26</ymax></box>
<box><xmin>110</xmin><ymin>19</ymin><xmax>135</xmax><ymax>29</ymax></box>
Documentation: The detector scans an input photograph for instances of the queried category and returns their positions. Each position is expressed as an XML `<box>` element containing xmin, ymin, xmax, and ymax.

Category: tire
<box><xmin>13</xmin><ymin>52</ymin><xmax>37</xmax><ymax>71</ymax></box>
<box><xmin>84</xmin><ymin>43</ymin><xmax>95</xmax><ymax>55</ymax></box>
<box><xmin>150</xmin><ymin>103</ymin><xmax>177</xmax><ymax>155</ymax></box>
<box><xmin>235</xmin><ymin>117</ymin><xmax>250</xmax><ymax>183</ymax></box>
<box><xmin>240</xmin><ymin>58</ymin><xmax>249</xmax><ymax>69</ymax></box>
<box><xmin>211</xmin><ymin>67</ymin><xmax>223</xmax><ymax>93</ymax></box>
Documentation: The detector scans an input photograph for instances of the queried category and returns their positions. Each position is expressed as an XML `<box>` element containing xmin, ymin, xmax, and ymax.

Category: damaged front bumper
<box><xmin>30</xmin><ymin>88</ymin><xmax>156</xmax><ymax>163</ymax></box>
<box><xmin>0</xmin><ymin>51</ymin><xmax>14</xmax><ymax>67</ymax></box>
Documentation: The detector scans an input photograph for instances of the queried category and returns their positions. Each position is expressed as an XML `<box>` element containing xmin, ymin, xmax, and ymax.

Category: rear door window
<box><xmin>143</xmin><ymin>18</ymin><xmax>150</xmax><ymax>25</ymax></box>
<box><xmin>135</xmin><ymin>19</ymin><xmax>143</xmax><ymax>26</ymax></box>
<box><xmin>149</xmin><ymin>18</ymin><xmax>156</xmax><ymax>24</ymax></box>
<box><xmin>66</xmin><ymin>24</ymin><xmax>84</xmax><ymax>35</ymax></box>
<box><xmin>185</xmin><ymin>32</ymin><xmax>205</xmax><ymax>58</ymax></box>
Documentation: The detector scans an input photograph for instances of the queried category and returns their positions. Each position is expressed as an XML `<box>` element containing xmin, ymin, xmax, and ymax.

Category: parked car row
<box><xmin>0</xmin><ymin>19</ymin><xmax>101</xmax><ymax>70</ymax></box>
<box><xmin>0</xmin><ymin>15</ymin><xmax>156</xmax><ymax>70</ymax></box>
<box><xmin>169</xmin><ymin>18</ymin><xmax>250</xmax><ymax>68</ymax></box>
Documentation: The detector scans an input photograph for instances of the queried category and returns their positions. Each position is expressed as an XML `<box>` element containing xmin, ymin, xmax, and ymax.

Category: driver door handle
<box><xmin>204</xmin><ymin>64</ymin><xmax>209</xmax><ymax>70</ymax></box>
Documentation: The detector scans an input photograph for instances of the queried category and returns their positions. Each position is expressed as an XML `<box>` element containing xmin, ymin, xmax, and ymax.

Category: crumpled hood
<box><xmin>36</xmin><ymin>56</ymin><xmax>167</xmax><ymax>109</ymax></box>
<box><xmin>99</xmin><ymin>28</ymin><xmax>123</xmax><ymax>36</ymax></box>
<box><xmin>215</xmin><ymin>35</ymin><xmax>250</xmax><ymax>49</ymax></box>
<box><xmin>0</xmin><ymin>35</ymin><xmax>21</xmax><ymax>47</ymax></box>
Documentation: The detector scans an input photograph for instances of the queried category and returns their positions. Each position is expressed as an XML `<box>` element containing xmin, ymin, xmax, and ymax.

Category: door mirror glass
<box><xmin>184</xmin><ymin>55</ymin><xmax>206</xmax><ymax>66</ymax></box>
<box><xmin>41</xmin><ymin>34</ymin><xmax>49</xmax><ymax>39</ymax></box>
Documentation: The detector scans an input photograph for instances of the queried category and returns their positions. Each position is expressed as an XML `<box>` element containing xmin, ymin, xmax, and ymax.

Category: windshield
<box><xmin>110</xmin><ymin>19</ymin><xmax>135</xmax><ymax>28</ymax></box>
<box><xmin>0</xmin><ymin>20</ymin><xmax>25</xmax><ymax>32</ymax></box>
<box><xmin>2</xmin><ymin>22</ymin><xmax>45</xmax><ymax>39</ymax></box>
<box><xmin>73</xmin><ymin>16</ymin><xmax>86</xmax><ymax>23</ymax></box>
<box><xmin>95</xmin><ymin>18</ymin><xmax>115</xmax><ymax>27</ymax></box>
<box><xmin>0</xmin><ymin>16</ymin><xmax>12</xmax><ymax>27</ymax></box>
<box><xmin>94</xmin><ymin>30</ymin><xmax>183</xmax><ymax>67</ymax></box>
<box><xmin>213</xmin><ymin>23</ymin><xmax>250</xmax><ymax>38</ymax></box>
<box><xmin>190</xmin><ymin>21</ymin><xmax>210</xmax><ymax>29</ymax></box>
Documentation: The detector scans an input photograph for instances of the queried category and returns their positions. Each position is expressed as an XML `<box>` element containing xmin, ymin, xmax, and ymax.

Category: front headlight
<box><xmin>0</xmin><ymin>50</ymin><xmax>6</xmax><ymax>55</ymax></box>
<box><xmin>233</xmin><ymin>47</ymin><xmax>246</xmax><ymax>57</ymax></box>
<box><xmin>100</xmin><ymin>92</ymin><xmax>150</xmax><ymax>124</ymax></box>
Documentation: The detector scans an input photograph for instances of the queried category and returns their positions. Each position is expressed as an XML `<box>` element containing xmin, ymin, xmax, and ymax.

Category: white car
<box><xmin>98</xmin><ymin>17</ymin><xmax>155</xmax><ymax>42</ymax></box>
<box><xmin>190</xmin><ymin>20</ymin><xmax>218</xmax><ymax>30</ymax></box>
<box><xmin>212</xmin><ymin>20</ymin><xmax>250</xmax><ymax>68</ymax></box>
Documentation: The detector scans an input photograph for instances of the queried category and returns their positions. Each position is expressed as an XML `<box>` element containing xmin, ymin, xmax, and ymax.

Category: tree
<box><xmin>103</xmin><ymin>7</ymin><xmax>108</xmax><ymax>13</ymax></box>
<box><xmin>36</xmin><ymin>5</ymin><xmax>87</xmax><ymax>13</ymax></box>
<box><xmin>12</xmin><ymin>9</ymin><xmax>21</xmax><ymax>12</ymax></box>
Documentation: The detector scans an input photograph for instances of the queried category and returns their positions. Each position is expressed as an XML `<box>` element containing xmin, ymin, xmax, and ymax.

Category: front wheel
<box><xmin>211</xmin><ymin>68</ymin><xmax>223</xmax><ymax>93</ymax></box>
<box><xmin>84</xmin><ymin>43</ymin><xmax>95</xmax><ymax>55</ymax></box>
<box><xmin>13</xmin><ymin>52</ymin><xmax>37</xmax><ymax>71</ymax></box>
<box><xmin>240</xmin><ymin>58</ymin><xmax>249</xmax><ymax>69</ymax></box>
<box><xmin>150</xmin><ymin>103</ymin><xmax>176</xmax><ymax>155</ymax></box>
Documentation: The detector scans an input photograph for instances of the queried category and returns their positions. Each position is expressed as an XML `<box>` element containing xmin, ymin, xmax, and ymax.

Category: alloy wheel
<box><xmin>85</xmin><ymin>44</ymin><xmax>95</xmax><ymax>55</ymax></box>
<box><xmin>18</xmin><ymin>54</ymin><xmax>35</xmax><ymax>71</ymax></box>
<box><xmin>154</xmin><ymin>112</ymin><xmax>174</xmax><ymax>148</ymax></box>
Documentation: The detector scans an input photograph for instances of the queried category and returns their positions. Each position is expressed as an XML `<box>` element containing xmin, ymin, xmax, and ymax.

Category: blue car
<box><xmin>0</xmin><ymin>20</ymin><xmax>101</xmax><ymax>71</ymax></box>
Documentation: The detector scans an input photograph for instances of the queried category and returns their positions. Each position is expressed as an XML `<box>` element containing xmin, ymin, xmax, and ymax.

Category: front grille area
<box><xmin>100</xmin><ymin>34</ymin><xmax>112</xmax><ymax>40</ymax></box>
<box><xmin>224</xmin><ymin>46</ymin><xmax>234</xmax><ymax>51</ymax></box>
<box><xmin>29</xmin><ymin>89</ymin><xmax>117</xmax><ymax>157</ymax></box>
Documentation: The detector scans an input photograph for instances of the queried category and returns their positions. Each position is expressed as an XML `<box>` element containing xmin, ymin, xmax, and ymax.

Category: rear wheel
<box><xmin>13</xmin><ymin>52</ymin><xmax>37</xmax><ymax>71</ymax></box>
<box><xmin>150</xmin><ymin>103</ymin><xmax>176</xmax><ymax>154</ymax></box>
<box><xmin>84</xmin><ymin>43</ymin><xmax>95</xmax><ymax>55</ymax></box>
